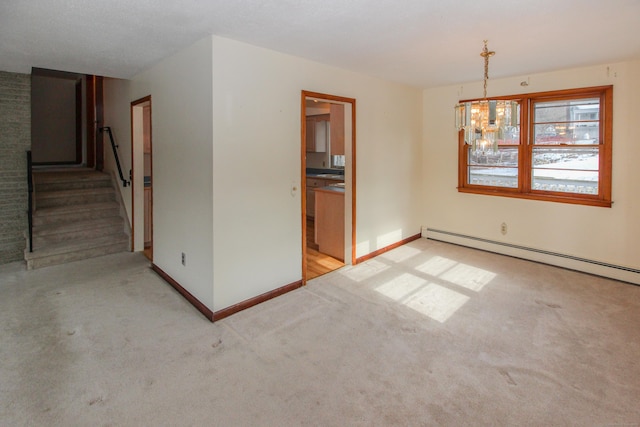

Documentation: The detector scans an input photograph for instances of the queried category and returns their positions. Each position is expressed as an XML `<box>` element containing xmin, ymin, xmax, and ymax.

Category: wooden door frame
<box><xmin>130</xmin><ymin>95</ymin><xmax>152</xmax><ymax>255</ymax></box>
<box><xmin>75</xmin><ymin>79</ymin><xmax>83</xmax><ymax>164</ymax></box>
<box><xmin>301</xmin><ymin>90</ymin><xmax>357</xmax><ymax>283</ymax></box>
<box><xmin>86</xmin><ymin>75</ymin><xmax>96</xmax><ymax>168</ymax></box>
<box><xmin>95</xmin><ymin>76</ymin><xmax>104</xmax><ymax>170</ymax></box>
<box><xmin>85</xmin><ymin>75</ymin><xmax>103</xmax><ymax>169</ymax></box>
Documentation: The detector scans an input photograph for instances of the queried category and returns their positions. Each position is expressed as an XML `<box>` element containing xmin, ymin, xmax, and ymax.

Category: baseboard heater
<box><xmin>425</xmin><ymin>228</ymin><xmax>640</xmax><ymax>286</ymax></box>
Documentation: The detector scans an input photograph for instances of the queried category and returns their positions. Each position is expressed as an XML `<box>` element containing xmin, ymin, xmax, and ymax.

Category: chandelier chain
<box><xmin>483</xmin><ymin>51</ymin><xmax>489</xmax><ymax>99</ymax></box>
<box><xmin>480</xmin><ymin>40</ymin><xmax>495</xmax><ymax>99</ymax></box>
<box><xmin>455</xmin><ymin>39</ymin><xmax>517</xmax><ymax>154</ymax></box>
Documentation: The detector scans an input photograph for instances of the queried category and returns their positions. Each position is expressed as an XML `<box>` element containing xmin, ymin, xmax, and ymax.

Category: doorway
<box><xmin>130</xmin><ymin>96</ymin><xmax>153</xmax><ymax>260</ymax></box>
<box><xmin>301</xmin><ymin>91</ymin><xmax>356</xmax><ymax>282</ymax></box>
<box><xmin>31</xmin><ymin>68</ymin><xmax>85</xmax><ymax>165</ymax></box>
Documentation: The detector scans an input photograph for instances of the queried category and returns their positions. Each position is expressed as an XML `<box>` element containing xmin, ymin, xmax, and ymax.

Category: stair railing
<box><xmin>99</xmin><ymin>127</ymin><xmax>130</xmax><ymax>187</ymax></box>
<box><xmin>26</xmin><ymin>150</ymin><xmax>33</xmax><ymax>252</ymax></box>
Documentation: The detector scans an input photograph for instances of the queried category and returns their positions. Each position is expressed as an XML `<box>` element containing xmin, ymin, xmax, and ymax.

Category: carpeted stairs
<box><xmin>24</xmin><ymin>168</ymin><xmax>129</xmax><ymax>269</ymax></box>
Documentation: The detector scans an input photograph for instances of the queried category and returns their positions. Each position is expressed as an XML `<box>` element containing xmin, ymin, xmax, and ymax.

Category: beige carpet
<box><xmin>1</xmin><ymin>238</ymin><xmax>639</xmax><ymax>426</ymax></box>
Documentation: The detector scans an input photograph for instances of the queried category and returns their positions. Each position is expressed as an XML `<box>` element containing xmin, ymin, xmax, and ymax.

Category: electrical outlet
<box><xmin>500</xmin><ymin>222</ymin><xmax>508</xmax><ymax>235</ymax></box>
<box><xmin>181</xmin><ymin>252</ymin><xmax>186</xmax><ymax>266</ymax></box>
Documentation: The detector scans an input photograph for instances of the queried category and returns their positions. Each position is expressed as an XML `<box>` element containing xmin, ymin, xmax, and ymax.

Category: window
<box><xmin>458</xmin><ymin>86</ymin><xmax>613</xmax><ymax>207</ymax></box>
<box><xmin>331</xmin><ymin>154</ymin><xmax>345</xmax><ymax>169</ymax></box>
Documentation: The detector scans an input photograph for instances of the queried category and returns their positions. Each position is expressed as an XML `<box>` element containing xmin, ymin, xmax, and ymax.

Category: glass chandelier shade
<box><xmin>455</xmin><ymin>99</ymin><xmax>519</xmax><ymax>153</ymax></box>
<box><xmin>455</xmin><ymin>41</ymin><xmax>519</xmax><ymax>154</ymax></box>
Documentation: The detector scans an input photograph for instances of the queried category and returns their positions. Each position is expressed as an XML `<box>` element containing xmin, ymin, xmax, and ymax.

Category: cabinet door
<box><xmin>330</xmin><ymin>104</ymin><xmax>345</xmax><ymax>155</ymax></box>
<box><xmin>306</xmin><ymin>114</ymin><xmax>330</xmax><ymax>153</ymax></box>
<box><xmin>314</xmin><ymin>120</ymin><xmax>327</xmax><ymax>152</ymax></box>
<box><xmin>306</xmin><ymin>178</ymin><xmax>327</xmax><ymax>217</ymax></box>
<box><xmin>305</xmin><ymin>117</ymin><xmax>316</xmax><ymax>152</ymax></box>
<box><xmin>315</xmin><ymin>190</ymin><xmax>345</xmax><ymax>260</ymax></box>
<box><xmin>306</xmin><ymin>188</ymin><xmax>316</xmax><ymax>217</ymax></box>
<box><xmin>143</xmin><ymin>105</ymin><xmax>151</xmax><ymax>153</ymax></box>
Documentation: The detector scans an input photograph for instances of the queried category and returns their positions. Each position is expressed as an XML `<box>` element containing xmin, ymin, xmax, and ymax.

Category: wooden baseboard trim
<box><xmin>212</xmin><ymin>280</ymin><xmax>303</xmax><ymax>322</ymax></box>
<box><xmin>150</xmin><ymin>264</ymin><xmax>214</xmax><ymax>322</ymax></box>
<box><xmin>355</xmin><ymin>233</ymin><xmax>422</xmax><ymax>264</ymax></box>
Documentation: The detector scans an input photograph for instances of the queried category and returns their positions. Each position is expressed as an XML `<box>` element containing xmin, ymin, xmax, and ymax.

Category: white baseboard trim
<box><xmin>424</xmin><ymin>228</ymin><xmax>640</xmax><ymax>286</ymax></box>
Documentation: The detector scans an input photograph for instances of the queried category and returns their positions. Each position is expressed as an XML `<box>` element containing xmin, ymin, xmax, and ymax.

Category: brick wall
<box><xmin>0</xmin><ymin>71</ymin><xmax>31</xmax><ymax>264</ymax></box>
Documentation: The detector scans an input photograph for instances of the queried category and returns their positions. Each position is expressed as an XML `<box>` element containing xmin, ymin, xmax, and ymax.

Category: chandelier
<box><xmin>455</xmin><ymin>40</ymin><xmax>519</xmax><ymax>154</ymax></box>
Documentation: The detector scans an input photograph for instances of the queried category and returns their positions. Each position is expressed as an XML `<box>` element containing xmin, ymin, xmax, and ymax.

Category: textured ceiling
<box><xmin>1</xmin><ymin>0</ymin><xmax>640</xmax><ymax>88</ymax></box>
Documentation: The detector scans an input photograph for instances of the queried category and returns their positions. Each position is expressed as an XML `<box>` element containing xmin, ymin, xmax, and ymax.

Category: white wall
<box><xmin>104</xmin><ymin>35</ymin><xmax>422</xmax><ymax>313</ymax></box>
<box><xmin>104</xmin><ymin>37</ymin><xmax>214</xmax><ymax>309</ymax></box>
<box><xmin>422</xmin><ymin>60</ymin><xmax>640</xmax><ymax>281</ymax></box>
<box><xmin>211</xmin><ymin>36</ymin><xmax>423</xmax><ymax>311</ymax></box>
<box><xmin>103</xmin><ymin>77</ymin><xmax>132</xmax><ymax>223</ymax></box>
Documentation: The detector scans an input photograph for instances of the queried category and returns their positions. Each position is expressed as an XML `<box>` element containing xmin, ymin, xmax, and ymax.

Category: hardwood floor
<box><xmin>143</xmin><ymin>246</ymin><xmax>152</xmax><ymax>261</ymax></box>
<box><xmin>306</xmin><ymin>217</ymin><xmax>344</xmax><ymax>280</ymax></box>
<box><xmin>306</xmin><ymin>217</ymin><xmax>319</xmax><ymax>251</ymax></box>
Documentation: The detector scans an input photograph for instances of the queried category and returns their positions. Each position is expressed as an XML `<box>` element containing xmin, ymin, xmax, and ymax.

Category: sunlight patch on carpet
<box><xmin>439</xmin><ymin>264</ymin><xmax>496</xmax><ymax>292</ymax></box>
<box><xmin>415</xmin><ymin>256</ymin><xmax>458</xmax><ymax>276</ymax></box>
<box><xmin>415</xmin><ymin>256</ymin><xmax>496</xmax><ymax>291</ymax></box>
<box><xmin>405</xmin><ymin>283</ymin><xmax>470</xmax><ymax>322</ymax></box>
<box><xmin>375</xmin><ymin>273</ymin><xmax>470</xmax><ymax>323</ymax></box>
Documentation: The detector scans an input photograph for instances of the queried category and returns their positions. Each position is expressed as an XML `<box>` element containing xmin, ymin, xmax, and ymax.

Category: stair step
<box><xmin>25</xmin><ymin>234</ymin><xmax>129</xmax><ymax>270</ymax></box>
<box><xmin>25</xmin><ymin>168</ymin><xmax>129</xmax><ymax>270</ymax></box>
<box><xmin>34</xmin><ymin>169</ymin><xmax>108</xmax><ymax>181</ymax></box>
<box><xmin>34</xmin><ymin>216</ymin><xmax>123</xmax><ymax>236</ymax></box>
<box><xmin>36</xmin><ymin>178</ymin><xmax>112</xmax><ymax>192</ymax></box>
<box><xmin>32</xmin><ymin>217</ymin><xmax>124</xmax><ymax>246</ymax></box>
<box><xmin>34</xmin><ymin>170</ymin><xmax>112</xmax><ymax>190</ymax></box>
<box><xmin>36</xmin><ymin>187</ymin><xmax>115</xmax><ymax>208</ymax></box>
<box><xmin>33</xmin><ymin>202</ymin><xmax>121</xmax><ymax>226</ymax></box>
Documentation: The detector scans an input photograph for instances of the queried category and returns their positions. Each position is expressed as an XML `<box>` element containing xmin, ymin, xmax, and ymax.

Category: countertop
<box><xmin>314</xmin><ymin>183</ymin><xmax>345</xmax><ymax>194</ymax></box>
<box><xmin>306</xmin><ymin>173</ymin><xmax>344</xmax><ymax>181</ymax></box>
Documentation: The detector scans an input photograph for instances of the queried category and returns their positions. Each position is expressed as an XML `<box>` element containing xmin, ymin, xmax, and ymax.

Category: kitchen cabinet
<box><xmin>143</xmin><ymin>105</ymin><xmax>151</xmax><ymax>154</ymax></box>
<box><xmin>305</xmin><ymin>117</ymin><xmax>316</xmax><ymax>152</ymax></box>
<box><xmin>305</xmin><ymin>114</ymin><xmax>329</xmax><ymax>152</ymax></box>
<box><xmin>306</xmin><ymin>175</ymin><xmax>345</xmax><ymax>218</ymax></box>
<box><xmin>315</xmin><ymin>187</ymin><xmax>345</xmax><ymax>261</ymax></box>
<box><xmin>329</xmin><ymin>104</ymin><xmax>345</xmax><ymax>155</ymax></box>
<box><xmin>306</xmin><ymin>178</ymin><xmax>328</xmax><ymax>218</ymax></box>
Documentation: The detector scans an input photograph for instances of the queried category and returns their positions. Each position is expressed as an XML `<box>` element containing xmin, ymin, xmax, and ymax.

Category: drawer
<box><xmin>306</xmin><ymin>178</ymin><xmax>327</xmax><ymax>188</ymax></box>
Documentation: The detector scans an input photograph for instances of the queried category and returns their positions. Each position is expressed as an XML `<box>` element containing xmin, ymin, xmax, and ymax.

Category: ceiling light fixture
<box><xmin>455</xmin><ymin>40</ymin><xmax>519</xmax><ymax>154</ymax></box>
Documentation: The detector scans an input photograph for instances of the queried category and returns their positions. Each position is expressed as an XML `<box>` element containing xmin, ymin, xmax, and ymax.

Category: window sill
<box><xmin>457</xmin><ymin>187</ymin><xmax>612</xmax><ymax>208</ymax></box>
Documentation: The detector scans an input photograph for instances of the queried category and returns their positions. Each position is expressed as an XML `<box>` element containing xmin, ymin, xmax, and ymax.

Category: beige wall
<box><xmin>422</xmin><ymin>60</ymin><xmax>640</xmax><ymax>283</ymax></box>
<box><xmin>104</xmin><ymin>33</ymin><xmax>640</xmax><ymax>313</ymax></box>
<box><xmin>102</xmin><ymin>78</ymin><xmax>132</xmax><ymax>222</ymax></box>
<box><xmin>210</xmin><ymin>36</ymin><xmax>423</xmax><ymax>311</ymax></box>
<box><xmin>104</xmin><ymin>35</ymin><xmax>423</xmax><ymax>313</ymax></box>
<box><xmin>104</xmin><ymin>37</ymin><xmax>214</xmax><ymax>309</ymax></box>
